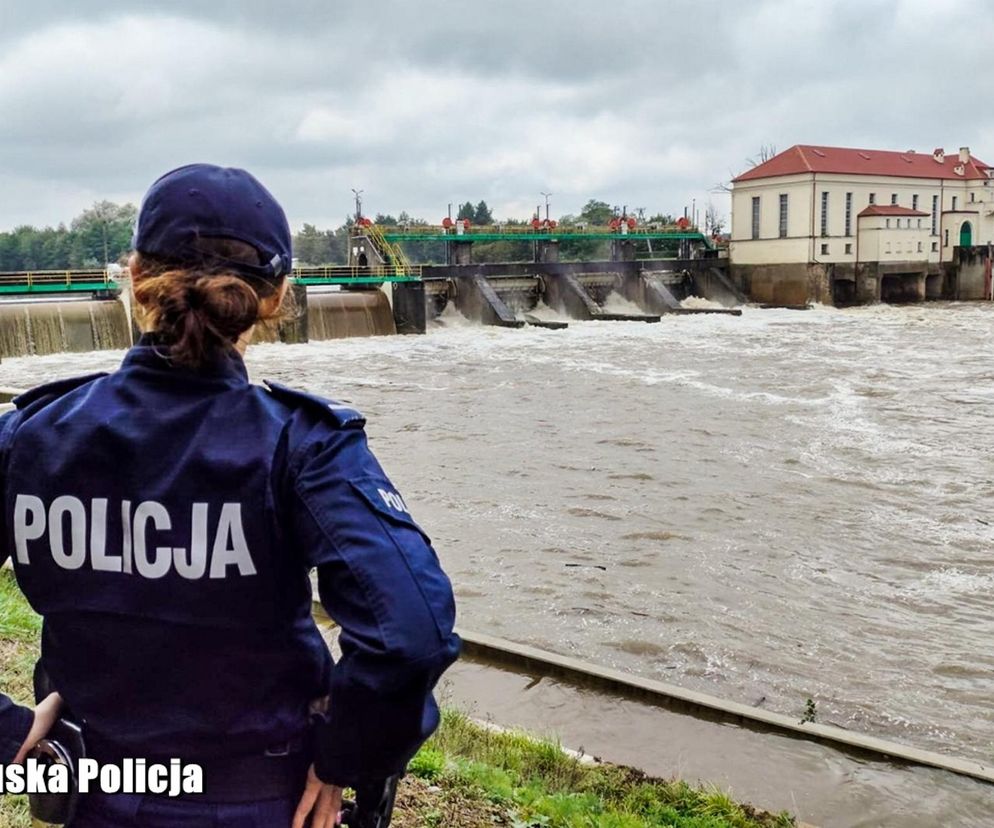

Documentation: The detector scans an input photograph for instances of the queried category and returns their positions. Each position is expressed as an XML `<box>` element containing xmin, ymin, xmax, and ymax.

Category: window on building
<box><xmin>891</xmin><ymin>193</ymin><xmax>898</xmax><ymax>205</ymax></box>
<box><xmin>869</xmin><ymin>193</ymin><xmax>876</xmax><ymax>205</ymax></box>
<box><xmin>845</xmin><ymin>192</ymin><xmax>853</xmax><ymax>236</ymax></box>
<box><xmin>912</xmin><ymin>194</ymin><xmax>919</xmax><ymax>211</ymax></box>
<box><xmin>932</xmin><ymin>195</ymin><xmax>938</xmax><ymax>235</ymax></box>
<box><xmin>820</xmin><ymin>243</ymin><xmax>829</xmax><ymax>255</ymax></box>
<box><xmin>778</xmin><ymin>194</ymin><xmax>788</xmax><ymax>238</ymax></box>
<box><xmin>944</xmin><ymin>229</ymin><xmax>949</xmax><ymax>247</ymax></box>
<box><xmin>844</xmin><ymin>243</ymin><xmax>852</xmax><ymax>254</ymax></box>
<box><xmin>820</xmin><ymin>191</ymin><xmax>829</xmax><ymax>237</ymax></box>
<box><xmin>932</xmin><ymin>241</ymin><xmax>938</xmax><ymax>252</ymax></box>
<box><xmin>952</xmin><ymin>196</ymin><xmax>958</xmax><ymax>210</ymax></box>
<box><xmin>917</xmin><ymin>219</ymin><xmax>922</xmax><ymax>228</ymax></box>
<box><xmin>751</xmin><ymin>196</ymin><xmax>760</xmax><ymax>240</ymax></box>
<box><xmin>917</xmin><ymin>242</ymin><xmax>923</xmax><ymax>253</ymax></box>
<box><xmin>885</xmin><ymin>218</ymin><xmax>891</xmax><ymax>228</ymax></box>
<box><xmin>970</xmin><ymin>191</ymin><xmax>976</xmax><ymax>202</ymax></box>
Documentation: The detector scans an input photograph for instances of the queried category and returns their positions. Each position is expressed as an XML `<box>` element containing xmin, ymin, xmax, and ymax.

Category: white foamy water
<box><xmin>4</xmin><ymin>302</ymin><xmax>994</xmax><ymax>766</ymax></box>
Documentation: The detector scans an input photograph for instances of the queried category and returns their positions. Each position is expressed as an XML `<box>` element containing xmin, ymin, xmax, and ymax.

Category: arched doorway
<box><xmin>960</xmin><ymin>221</ymin><xmax>973</xmax><ymax>247</ymax></box>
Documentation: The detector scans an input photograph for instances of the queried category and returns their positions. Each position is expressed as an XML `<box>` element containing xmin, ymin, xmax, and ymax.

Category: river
<box><xmin>2</xmin><ymin>301</ymin><xmax>993</xmax><ymax>771</ymax></box>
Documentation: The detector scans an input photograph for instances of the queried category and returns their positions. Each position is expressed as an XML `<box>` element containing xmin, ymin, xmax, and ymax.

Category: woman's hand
<box><xmin>292</xmin><ymin>763</ymin><xmax>342</xmax><ymax>828</ymax></box>
<box><xmin>13</xmin><ymin>692</ymin><xmax>62</xmax><ymax>764</ymax></box>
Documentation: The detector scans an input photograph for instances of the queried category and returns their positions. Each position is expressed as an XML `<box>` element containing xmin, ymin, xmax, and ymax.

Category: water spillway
<box><xmin>0</xmin><ymin>299</ymin><xmax>131</xmax><ymax>358</ymax></box>
<box><xmin>307</xmin><ymin>289</ymin><xmax>396</xmax><ymax>339</ymax></box>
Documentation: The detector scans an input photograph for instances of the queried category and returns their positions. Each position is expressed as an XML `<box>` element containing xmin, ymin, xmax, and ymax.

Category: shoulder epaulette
<box><xmin>263</xmin><ymin>380</ymin><xmax>366</xmax><ymax>430</ymax></box>
<box><xmin>14</xmin><ymin>373</ymin><xmax>108</xmax><ymax>410</ymax></box>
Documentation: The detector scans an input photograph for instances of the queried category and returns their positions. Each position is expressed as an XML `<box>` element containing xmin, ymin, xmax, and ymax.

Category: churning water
<box><xmin>3</xmin><ymin>302</ymin><xmax>994</xmax><ymax>770</ymax></box>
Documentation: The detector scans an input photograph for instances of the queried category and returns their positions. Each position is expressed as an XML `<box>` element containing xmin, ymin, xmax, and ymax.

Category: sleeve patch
<box><xmin>349</xmin><ymin>477</ymin><xmax>428</xmax><ymax>538</ymax></box>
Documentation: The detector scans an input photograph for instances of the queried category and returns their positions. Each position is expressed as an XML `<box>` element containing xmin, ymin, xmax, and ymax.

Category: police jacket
<box><xmin>0</xmin><ymin>336</ymin><xmax>460</xmax><ymax>786</ymax></box>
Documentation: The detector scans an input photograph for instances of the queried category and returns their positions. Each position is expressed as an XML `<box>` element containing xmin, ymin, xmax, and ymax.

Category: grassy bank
<box><xmin>398</xmin><ymin>710</ymin><xmax>794</xmax><ymax>827</ymax></box>
<box><xmin>0</xmin><ymin>570</ymin><xmax>794</xmax><ymax>827</ymax></box>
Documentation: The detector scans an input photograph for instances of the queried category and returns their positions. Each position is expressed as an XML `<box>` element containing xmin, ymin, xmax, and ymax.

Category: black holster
<box><xmin>340</xmin><ymin>775</ymin><xmax>400</xmax><ymax>828</ymax></box>
<box><xmin>28</xmin><ymin>662</ymin><xmax>85</xmax><ymax>827</ymax></box>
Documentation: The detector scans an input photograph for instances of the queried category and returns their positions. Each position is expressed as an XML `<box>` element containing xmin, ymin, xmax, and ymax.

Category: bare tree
<box><xmin>711</xmin><ymin>144</ymin><xmax>779</xmax><ymax>193</ymax></box>
<box><xmin>746</xmin><ymin>143</ymin><xmax>778</xmax><ymax>168</ymax></box>
<box><xmin>705</xmin><ymin>201</ymin><xmax>726</xmax><ymax>236</ymax></box>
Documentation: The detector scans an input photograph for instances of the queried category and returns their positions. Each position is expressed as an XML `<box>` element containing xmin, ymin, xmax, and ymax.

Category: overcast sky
<box><xmin>2</xmin><ymin>0</ymin><xmax>992</xmax><ymax>232</ymax></box>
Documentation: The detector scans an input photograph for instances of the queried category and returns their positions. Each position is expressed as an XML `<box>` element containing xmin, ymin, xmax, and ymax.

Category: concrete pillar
<box><xmin>278</xmin><ymin>282</ymin><xmax>309</xmax><ymax>343</ymax></box>
<box><xmin>392</xmin><ymin>281</ymin><xmax>427</xmax><ymax>334</ymax></box>
<box><xmin>450</xmin><ymin>241</ymin><xmax>473</xmax><ymax>265</ymax></box>
<box><xmin>536</xmin><ymin>240</ymin><xmax>560</xmax><ymax>263</ymax></box>
<box><xmin>611</xmin><ymin>240</ymin><xmax>636</xmax><ymax>261</ymax></box>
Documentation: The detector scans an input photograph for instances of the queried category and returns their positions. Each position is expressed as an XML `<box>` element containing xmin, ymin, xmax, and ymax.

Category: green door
<box><xmin>960</xmin><ymin>221</ymin><xmax>973</xmax><ymax>247</ymax></box>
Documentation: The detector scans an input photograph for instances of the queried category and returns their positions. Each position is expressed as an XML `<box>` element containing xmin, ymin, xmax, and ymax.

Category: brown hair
<box><xmin>131</xmin><ymin>238</ymin><xmax>285</xmax><ymax>369</ymax></box>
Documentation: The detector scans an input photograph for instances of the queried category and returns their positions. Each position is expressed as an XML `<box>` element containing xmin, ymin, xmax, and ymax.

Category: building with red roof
<box><xmin>728</xmin><ymin>145</ymin><xmax>993</xmax><ymax>305</ymax></box>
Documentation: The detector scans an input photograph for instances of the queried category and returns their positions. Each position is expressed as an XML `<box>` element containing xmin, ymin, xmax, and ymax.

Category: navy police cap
<box><xmin>133</xmin><ymin>163</ymin><xmax>292</xmax><ymax>281</ymax></box>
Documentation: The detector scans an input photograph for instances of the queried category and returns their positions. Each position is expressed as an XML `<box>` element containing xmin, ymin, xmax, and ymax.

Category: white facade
<box><xmin>730</xmin><ymin>150</ymin><xmax>994</xmax><ymax>267</ymax></box>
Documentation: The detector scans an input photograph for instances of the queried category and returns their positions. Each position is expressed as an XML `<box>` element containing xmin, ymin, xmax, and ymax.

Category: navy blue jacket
<box><xmin>0</xmin><ymin>338</ymin><xmax>459</xmax><ymax>786</ymax></box>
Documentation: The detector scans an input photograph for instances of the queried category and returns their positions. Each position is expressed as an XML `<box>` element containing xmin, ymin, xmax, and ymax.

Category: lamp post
<box><xmin>351</xmin><ymin>188</ymin><xmax>364</xmax><ymax>223</ymax></box>
<box><xmin>540</xmin><ymin>192</ymin><xmax>552</xmax><ymax>222</ymax></box>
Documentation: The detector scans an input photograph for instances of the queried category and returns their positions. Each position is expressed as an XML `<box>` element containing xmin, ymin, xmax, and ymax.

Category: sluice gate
<box><xmin>420</xmin><ymin>259</ymin><xmax>743</xmax><ymax>329</ymax></box>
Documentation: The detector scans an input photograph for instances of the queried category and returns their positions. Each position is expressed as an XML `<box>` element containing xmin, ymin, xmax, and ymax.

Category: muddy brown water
<box><xmin>3</xmin><ymin>302</ymin><xmax>994</xmax><ymax>822</ymax></box>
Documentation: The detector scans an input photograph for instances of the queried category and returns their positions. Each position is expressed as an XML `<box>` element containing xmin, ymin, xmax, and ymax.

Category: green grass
<box><xmin>414</xmin><ymin>709</ymin><xmax>795</xmax><ymax>828</ymax></box>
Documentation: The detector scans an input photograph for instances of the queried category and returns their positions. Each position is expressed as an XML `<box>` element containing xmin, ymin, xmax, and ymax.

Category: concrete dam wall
<box><xmin>0</xmin><ymin>300</ymin><xmax>132</xmax><ymax>358</ymax></box>
<box><xmin>1</xmin><ymin>287</ymin><xmax>400</xmax><ymax>358</ymax></box>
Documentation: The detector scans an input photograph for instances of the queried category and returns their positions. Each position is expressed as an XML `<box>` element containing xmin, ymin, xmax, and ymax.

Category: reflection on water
<box><xmin>4</xmin><ymin>302</ymin><xmax>994</xmax><ymax>767</ymax></box>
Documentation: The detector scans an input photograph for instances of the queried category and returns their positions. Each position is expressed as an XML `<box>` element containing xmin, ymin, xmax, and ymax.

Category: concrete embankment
<box><xmin>444</xmin><ymin>633</ymin><xmax>994</xmax><ymax>828</ymax></box>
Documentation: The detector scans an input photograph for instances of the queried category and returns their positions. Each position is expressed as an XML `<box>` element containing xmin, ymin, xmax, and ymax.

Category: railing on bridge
<box><xmin>0</xmin><ymin>269</ymin><xmax>119</xmax><ymax>295</ymax></box>
<box><xmin>376</xmin><ymin>225</ymin><xmax>715</xmax><ymax>249</ymax></box>
<box><xmin>0</xmin><ymin>267</ymin><xmax>421</xmax><ymax>295</ymax></box>
<box><xmin>291</xmin><ymin>265</ymin><xmax>422</xmax><ymax>284</ymax></box>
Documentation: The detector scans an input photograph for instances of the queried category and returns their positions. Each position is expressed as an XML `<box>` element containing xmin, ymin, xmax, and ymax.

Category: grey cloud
<box><xmin>1</xmin><ymin>0</ymin><xmax>992</xmax><ymax>231</ymax></box>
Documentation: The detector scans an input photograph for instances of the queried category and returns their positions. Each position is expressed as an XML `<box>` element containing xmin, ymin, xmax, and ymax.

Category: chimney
<box><xmin>959</xmin><ymin>146</ymin><xmax>970</xmax><ymax>163</ymax></box>
<box><xmin>933</xmin><ymin>147</ymin><xmax>945</xmax><ymax>163</ymax></box>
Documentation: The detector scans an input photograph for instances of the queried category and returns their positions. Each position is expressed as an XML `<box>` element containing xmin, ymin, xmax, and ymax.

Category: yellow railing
<box><xmin>364</xmin><ymin>224</ymin><xmax>416</xmax><ymax>275</ymax></box>
<box><xmin>292</xmin><ymin>265</ymin><xmax>422</xmax><ymax>281</ymax></box>
<box><xmin>0</xmin><ymin>269</ymin><xmax>110</xmax><ymax>286</ymax></box>
<box><xmin>379</xmin><ymin>224</ymin><xmax>700</xmax><ymax>237</ymax></box>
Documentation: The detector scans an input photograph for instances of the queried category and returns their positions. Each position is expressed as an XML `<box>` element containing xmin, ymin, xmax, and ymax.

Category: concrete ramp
<box><xmin>636</xmin><ymin>273</ymin><xmax>741</xmax><ymax>317</ymax></box>
<box><xmin>545</xmin><ymin>272</ymin><xmax>659</xmax><ymax>323</ymax></box>
<box><xmin>695</xmin><ymin>267</ymin><xmax>748</xmax><ymax>306</ymax></box>
<box><xmin>454</xmin><ymin>275</ymin><xmax>524</xmax><ymax>328</ymax></box>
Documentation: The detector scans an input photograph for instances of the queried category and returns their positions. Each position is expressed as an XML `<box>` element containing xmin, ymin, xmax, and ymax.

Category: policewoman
<box><xmin>0</xmin><ymin>164</ymin><xmax>460</xmax><ymax>827</ymax></box>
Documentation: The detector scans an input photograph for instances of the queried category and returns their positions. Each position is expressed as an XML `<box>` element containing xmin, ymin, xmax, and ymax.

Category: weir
<box><xmin>417</xmin><ymin>261</ymin><xmax>743</xmax><ymax>329</ymax></box>
<box><xmin>0</xmin><ymin>221</ymin><xmax>746</xmax><ymax>357</ymax></box>
<box><xmin>0</xmin><ymin>299</ymin><xmax>132</xmax><ymax>359</ymax></box>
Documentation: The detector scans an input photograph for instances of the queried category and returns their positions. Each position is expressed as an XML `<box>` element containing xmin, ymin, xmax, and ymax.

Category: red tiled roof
<box><xmin>858</xmin><ymin>205</ymin><xmax>929</xmax><ymax>217</ymax></box>
<box><xmin>733</xmin><ymin>145</ymin><xmax>990</xmax><ymax>183</ymax></box>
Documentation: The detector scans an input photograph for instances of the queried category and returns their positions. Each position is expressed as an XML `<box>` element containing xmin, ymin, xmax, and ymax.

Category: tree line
<box><xmin>1</xmin><ymin>198</ymin><xmax>684</xmax><ymax>271</ymax></box>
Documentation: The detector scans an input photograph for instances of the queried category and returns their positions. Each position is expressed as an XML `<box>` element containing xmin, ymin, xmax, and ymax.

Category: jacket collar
<box><xmin>120</xmin><ymin>334</ymin><xmax>249</xmax><ymax>385</ymax></box>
